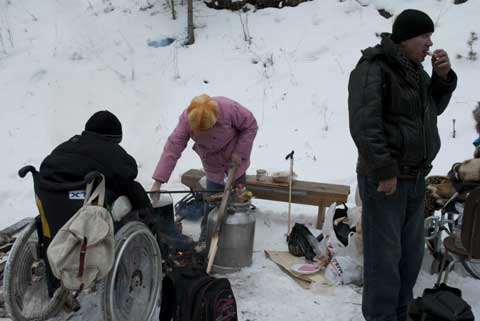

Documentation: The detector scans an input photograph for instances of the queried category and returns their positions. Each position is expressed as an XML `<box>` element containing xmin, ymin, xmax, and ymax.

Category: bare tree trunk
<box><xmin>186</xmin><ymin>0</ymin><xmax>195</xmax><ymax>45</ymax></box>
<box><xmin>170</xmin><ymin>0</ymin><xmax>176</xmax><ymax>19</ymax></box>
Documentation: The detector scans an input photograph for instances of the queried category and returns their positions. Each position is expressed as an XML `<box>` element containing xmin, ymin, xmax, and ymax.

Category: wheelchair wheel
<box><xmin>461</xmin><ymin>258</ymin><xmax>480</xmax><ymax>279</ymax></box>
<box><xmin>3</xmin><ymin>221</ymin><xmax>68</xmax><ymax>321</ymax></box>
<box><xmin>101</xmin><ymin>221</ymin><xmax>162</xmax><ymax>321</ymax></box>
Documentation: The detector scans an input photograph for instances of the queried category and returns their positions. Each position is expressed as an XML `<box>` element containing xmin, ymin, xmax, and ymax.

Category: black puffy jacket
<box><xmin>348</xmin><ymin>34</ymin><xmax>457</xmax><ymax>180</ymax></box>
<box><xmin>40</xmin><ymin>131</ymin><xmax>138</xmax><ymax>198</ymax></box>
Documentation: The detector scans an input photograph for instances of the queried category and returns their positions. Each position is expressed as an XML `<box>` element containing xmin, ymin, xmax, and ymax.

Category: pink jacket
<box><xmin>153</xmin><ymin>96</ymin><xmax>258</xmax><ymax>184</ymax></box>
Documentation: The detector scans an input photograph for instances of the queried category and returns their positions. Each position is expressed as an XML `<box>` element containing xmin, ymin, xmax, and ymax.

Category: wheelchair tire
<box><xmin>100</xmin><ymin>221</ymin><xmax>162</xmax><ymax>321</ymax></box>
<box><xmin>461</xmin><ymin>258</ymin><xmax>480</xmax><ymax>279</ymax></box>
<box><xmin>3</xmin><ymin>221</ymin><xmax>68</xmax><ymax>321</ymax></box>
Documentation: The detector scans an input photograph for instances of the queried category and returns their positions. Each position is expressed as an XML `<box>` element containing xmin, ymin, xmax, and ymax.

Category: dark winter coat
<box><xmin>40</xmin><ymin>131</ymin><xmax>138</xmax><ymax>199</ymax></box>
<box><xmin>348</xmin><ymin>34</ymin><xmax>457</xmax><ymax>180</ymax></box>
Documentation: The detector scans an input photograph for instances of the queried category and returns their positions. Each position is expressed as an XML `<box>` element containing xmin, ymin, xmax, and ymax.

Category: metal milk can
<box><xmin>207</xmin><ymin>201</ymin><xmax>256</xmax><ymax>273</ymax></box>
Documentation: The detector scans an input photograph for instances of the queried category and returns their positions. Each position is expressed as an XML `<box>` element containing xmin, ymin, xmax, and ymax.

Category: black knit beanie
<box><xmin>391</xmin><ymin>9</ymin><xmax>434</xmax><ymax>44</ymax></box>
<box><xmin>85</xmin><ymin>110</ymin><xmax>122</xmax><ymax>142</ymax></box>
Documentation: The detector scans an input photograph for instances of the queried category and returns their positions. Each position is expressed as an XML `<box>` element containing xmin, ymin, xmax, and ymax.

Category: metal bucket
<box><xmin>207</xmin><ymin>201</ymin><xmax>256</xmax><ymax>273</ymax></box>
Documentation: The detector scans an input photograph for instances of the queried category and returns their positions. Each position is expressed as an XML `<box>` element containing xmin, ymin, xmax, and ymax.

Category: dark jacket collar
<box><xmin>80</xmin><ymin>130</ymin><xmax>120</xmax><ymax>143</ymax></box>
<box><xmin>360</xmin><ymin>33</ymin><xmax>423</xmax><ymax>88</ymax></box>
<box><xmin>360</xmin><ymin>33</ymin><xmax>403</xmax><ymax>66</ymax></box>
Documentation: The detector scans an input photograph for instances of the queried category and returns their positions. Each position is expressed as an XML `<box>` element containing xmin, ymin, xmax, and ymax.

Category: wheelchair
<box><xmin>424</xmin><ymin>183</ymin><xmax>480</xmax><ymax>280</ymax></box>
<box><xmin>3</xmin><ymin>166</ymin><xmax>162</xmax><ymax>321</ymax></box>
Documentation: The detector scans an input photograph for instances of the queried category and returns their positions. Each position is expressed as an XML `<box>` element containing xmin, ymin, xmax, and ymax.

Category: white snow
<box><xmin>1</xmin><ymin>0</ymin><xmax>479</xmax><ymax>320</ymax></box>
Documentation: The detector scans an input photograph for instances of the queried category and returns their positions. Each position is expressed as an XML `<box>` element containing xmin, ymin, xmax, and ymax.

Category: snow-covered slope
<box><xmin>1</xmin><ymin>0</ymin><xmax>479</xmax><ymax>320</ymax></box>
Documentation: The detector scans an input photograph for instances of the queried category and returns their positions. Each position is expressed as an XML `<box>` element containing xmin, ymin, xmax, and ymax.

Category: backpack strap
<box><xmin>165</xmin><ymin>267</ymin><xmax>210</xmax><ymax>321</ymax></box>
<box><xmin>84</xmin><ymin>175</ymin><xmax>106</xmax><ymax>206</ymax></box>
<box><xmin>183</xmin><ymin>276</ymin><xmax>213</xmax><ymax>321</ymax></box>
<box><xmin>70</xmin><ymin>236</ymin><xmax>88</xmax><ymax>295</ymax></box>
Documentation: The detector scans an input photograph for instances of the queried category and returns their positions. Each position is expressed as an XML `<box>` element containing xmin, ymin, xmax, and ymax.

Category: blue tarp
<box><xmin>147</xmin><ymin>37</ymin><xmax>175</xmax><ymax>48</ymax></box>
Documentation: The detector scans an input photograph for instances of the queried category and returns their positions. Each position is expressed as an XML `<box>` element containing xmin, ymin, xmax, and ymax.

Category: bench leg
<box><xmin>316</xmin><ymin>205</ymin><xmax>325</xmax><ymax>230</ymax></box>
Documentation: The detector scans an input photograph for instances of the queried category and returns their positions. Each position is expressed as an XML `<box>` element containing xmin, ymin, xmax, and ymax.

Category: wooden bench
<box><xmin>181</xmin><ymin>169</ymin><xmax>350</xmax><ymax>229</ymax></box>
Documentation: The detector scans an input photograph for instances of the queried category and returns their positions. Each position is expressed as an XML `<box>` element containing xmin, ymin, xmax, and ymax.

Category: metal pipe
<box><xmin>146</xmin><ymin>190</ymin><xmax>223</xmax><ymax>194</ymax></box>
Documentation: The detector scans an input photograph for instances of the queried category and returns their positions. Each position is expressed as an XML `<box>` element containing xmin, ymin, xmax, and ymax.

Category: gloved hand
<box><xmin>150</xmin><ymin>180</ymin><xmax>163</xmax><ymax>204</ymax></box>
<box><xmin>231</xmin><ymin>153</ymin><xmax>242</xmax><ymax>167</ymax></box>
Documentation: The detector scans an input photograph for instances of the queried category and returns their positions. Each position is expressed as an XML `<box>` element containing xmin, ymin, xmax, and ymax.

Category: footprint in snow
<box><xmin>302</xmin><ymin>47</ymin><xmax>329</xmax><ymax>62</ymax></box>
<box><xmin>30</xmin><ymin>69</ymin><xmax>47</xmax><ymax>82</ymax></box>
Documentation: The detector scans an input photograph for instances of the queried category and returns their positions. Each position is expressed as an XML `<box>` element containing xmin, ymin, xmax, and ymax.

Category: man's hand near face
<box><xmin>432</xmin><ymin>49</ymin><xmax>451</xmax><ymax>80</ymax></box>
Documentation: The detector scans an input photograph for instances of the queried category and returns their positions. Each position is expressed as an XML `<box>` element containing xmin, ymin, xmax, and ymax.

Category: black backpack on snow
<box><xmin>408</xmin><ymin>283</ymin><xmax>474</xmax><ymax>321</ymax></box>
<box><xmin>160</xmin><ymin>267</ymin><xmax>238</xmax><ymax>321</ymax></box>
<box><xmin>287</xmin><ymin>223</ymin><xmax>316</xmax><ymax>261</ymax></box>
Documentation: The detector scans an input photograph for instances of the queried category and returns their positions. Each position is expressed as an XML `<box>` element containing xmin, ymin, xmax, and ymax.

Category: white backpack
<box><xmin>47</xmin><ymin>174</ymin><xmax>114</xmax><ymax>291</ymax></box>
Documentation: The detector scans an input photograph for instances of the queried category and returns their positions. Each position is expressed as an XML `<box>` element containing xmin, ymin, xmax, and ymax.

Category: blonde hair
<box><xmin>187</xmin><ymin>94</ymin><xmax>219</xmax><ymax>132</ymax></box>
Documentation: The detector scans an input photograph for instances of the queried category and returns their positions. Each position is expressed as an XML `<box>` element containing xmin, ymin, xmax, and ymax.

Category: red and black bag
<box><xmin>160</xmin><ymin>267</ymin><xmax>238</xmax><ymax>321</ymax></box>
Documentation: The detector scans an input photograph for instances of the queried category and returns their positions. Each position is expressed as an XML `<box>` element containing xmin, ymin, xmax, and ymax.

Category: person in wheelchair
<box><xmin>40</xmin><ymin>110</ymin><xmax>151</xmax><ymax>213</ymax></box>
<box><xmin>40</xmin><ymin>110</ymin><xmax>153</xmax><ymax>287</ymax></box>
<box><xmin>3</xmin><ymin>111</ymin><xmax>163</xmax><ymax>321</ymax></box>
<box><xmin>35</xmin><ymin>111</ymin><xmax>196</xmax><ymax>267</ymax></box>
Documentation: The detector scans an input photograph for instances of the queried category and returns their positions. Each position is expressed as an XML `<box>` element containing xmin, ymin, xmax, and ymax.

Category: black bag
<box><xmin>160</xmin><ymin>267</ymin><xmax>238</xmax><ymax>321</ymax></box>
<box><xmin>312</xmin><ymin>203</ymin><xmax>353</xmax><ymax>247</ymax></box>
<box><xmin>408</xmin><ymin>283</ymin><xmax>474</xmax><ymax>321</ymax></box>
<box><xmin>333</xmin><ymin>203</ymin><xmax>351</xmax><ymax>246</ymax></box>
<box><xmin>287</xmin><ymin>223</ymin><xmax>316</xmax><ymax>261</ymax></box>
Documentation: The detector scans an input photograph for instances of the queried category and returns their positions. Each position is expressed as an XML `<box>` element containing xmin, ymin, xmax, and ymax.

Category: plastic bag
<box><xmin>324</xmin><ymin>256</ymin><xmax>363</xmax><ymax>286</ymax></box>
<box><xmin>111</xmin><ymin>196</ymin><xmax>132</xmax><ymax>222</ymax></box>
<box><xmin>323</xmin><ymin>203</ymin><xmax>349</xmax><ymax>257</ymax></box>
<box><xmin>347</xmin><ymin>206</ymin><xmax>362</xmax><ymax>229</ymax></box>
<box><xmin>322</xmin><ymin>203</ymin><xmax>363</xmax><ymax>259</ymax></box>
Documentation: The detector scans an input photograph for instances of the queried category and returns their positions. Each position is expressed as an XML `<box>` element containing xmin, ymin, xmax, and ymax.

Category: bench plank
<box><xmin>181</xmin><ymin>169</ymin><xmax>350</xmax><ymax>229</ymax></box>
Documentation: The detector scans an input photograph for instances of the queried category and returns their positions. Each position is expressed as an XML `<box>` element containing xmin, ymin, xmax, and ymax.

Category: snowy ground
<box><xmin>1</xmin><ymin>0</ymin><xmax>479</xmax><ymax>320</ymax></box>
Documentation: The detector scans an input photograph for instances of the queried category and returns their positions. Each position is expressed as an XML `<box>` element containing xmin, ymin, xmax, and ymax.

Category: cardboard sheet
<box><xmin>264</xmin><ymin>250</ymin><xmax>329</xmax><ymax>289</ymax></box>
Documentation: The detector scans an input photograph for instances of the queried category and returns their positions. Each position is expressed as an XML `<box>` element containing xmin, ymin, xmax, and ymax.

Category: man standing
<box><xmin>348</xmin><ymin>9</ymin><xmax>457</xmax><ymax>321</ymax></box>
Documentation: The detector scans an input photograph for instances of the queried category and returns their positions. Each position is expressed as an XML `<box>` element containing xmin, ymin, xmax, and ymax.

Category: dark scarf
<box><xmin>379</xmin><ymin>34</ymin><xmax>422</xmax><ymax>88</ymax></box>
<box><xmin>397</xmin><ymin>49</ymin><xmax>421</xmax><ymax>88</ymax></box>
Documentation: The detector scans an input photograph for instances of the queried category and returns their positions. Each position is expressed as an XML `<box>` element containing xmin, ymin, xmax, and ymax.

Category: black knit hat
<box><xmin>85</xmin><ymin>110</ymin><xmax>122</xmax><ymax>142</ymax></box>
<box><xmin>391</xmin><ymin>9</ymin><xmax>434</xmax><ymax>44</ymax></box>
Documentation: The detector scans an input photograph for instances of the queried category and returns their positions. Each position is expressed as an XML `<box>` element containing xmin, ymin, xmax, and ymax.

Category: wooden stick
<box><xmin>285</xmin><ymin>150</ymin><xmax>294</xmax><ymax>236</ymax></box>
<box><xmin>288</xmin><ymin>158</ymin><xmax>293</xmax><ymax>234</ymax></box>
<box><xmin>206</xmin><ymin>236</ymin><xmax>219</xmax><ymax>273</ymax></box>
<box><xmin>206</xmin><ymin>162</ymin><xmax>239</xmax><ymax>274</ymax></box>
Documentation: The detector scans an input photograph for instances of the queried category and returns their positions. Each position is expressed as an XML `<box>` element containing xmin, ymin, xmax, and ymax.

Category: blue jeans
<box><xmin>357</xmin><ymin>175</ymin><xmax>425</xmax><ymax>321</ymax></box>
<box><xmin>198</xmin><ymin>175</ymin><xmax>246</xmax><ymax>243</ymax></box>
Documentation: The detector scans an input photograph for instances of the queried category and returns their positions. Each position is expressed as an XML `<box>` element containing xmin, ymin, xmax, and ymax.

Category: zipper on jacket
<box><xmin>418</xmin><ymin>77</ymin><xmax>428</xmax><ymax>164</ymax></box>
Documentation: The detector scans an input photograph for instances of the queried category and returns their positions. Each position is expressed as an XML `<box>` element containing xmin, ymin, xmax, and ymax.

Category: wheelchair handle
<box><xmin>84</xmin><ymin>171</ymin><xmax>104</xmax><ymax>184</ymax></box>
<box><xmin>18</xmin><ymin>165</ymin><xmax>37</xmax><ymax>178</ymax></box>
